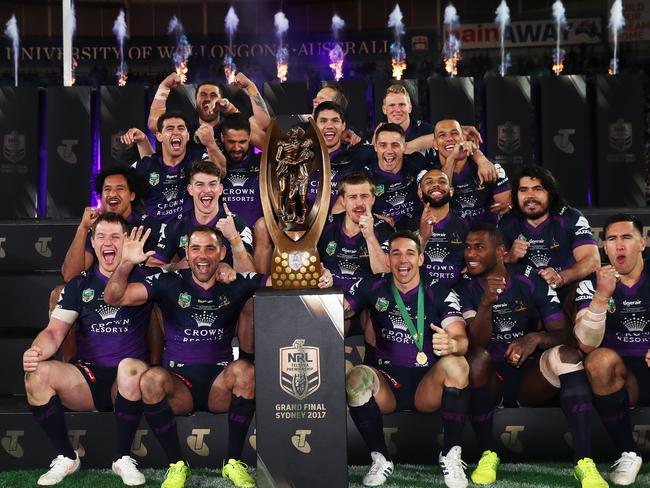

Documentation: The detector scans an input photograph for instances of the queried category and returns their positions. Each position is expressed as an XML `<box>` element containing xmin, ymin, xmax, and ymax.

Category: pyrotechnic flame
<box><xmin>223</xmin><ymin>54</ymin><xmax>237</xmax><ymax>83</ymax></box>
<box><xmin>168</xmin><ymin>16</ymin><xmax>192</xmax><ymax>84</ymax></box>
<box><xmin>609</xmin><ymin>0</ymin><xmax>625</xmax><ymax>75</ymax></box>
<box><xmin>70</xmin><ymin>57</ymin><xmax>77</xmax><ymax>86</ymax></box>
<box><xmin>113</xmin><ymin>10</ymin><xmax>128</xmax><ymax>86</ymax></box>
<box><xmin>390</xmin><ymin>42</ymin><xmax>406</xmax><ymax>80</ymax></box>
<box><xmin>552</xmin><ymin>48</ymin><xmax>565</xmax><ymax>75</ymax></box>
<box><xmin>328</xmin><ymin>44</ymin><xmax>345</xmax><ymax>81</ymax></box>
<box><xmin>442</xmin><ymin>4</ymin><xmax>461</xmax><ymax>77</ymax></box>
<box><xmin>276</xmin><ymin>46</ymin><xmax>288</xmax><ymax>82</ymax></box>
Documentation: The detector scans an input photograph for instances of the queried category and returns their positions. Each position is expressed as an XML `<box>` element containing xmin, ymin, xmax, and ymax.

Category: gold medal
<box><xmin>416</xmin><ymin>351</ymin><xmax>428</xmax><ymax>365</ymax></box>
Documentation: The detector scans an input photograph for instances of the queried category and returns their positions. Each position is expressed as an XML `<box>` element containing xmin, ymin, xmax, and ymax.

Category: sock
<box><xmin>143</xmin><ymin>399</ymin><xmax>183</xmax><ymax>463</ymax></box>
<box><xmin>114</xmin><ymin>393</ymin><xmax>143</xmax><ymax>460</ymax></box>
<box><xmin>363</xmin><ymin>344</ymin><xmax>377</xmax><ymax>368</ymax></box>
<box><xmin>593</xmin><ymin>388</ymin><xmax>638</xmax><ymax>453</ymax></box>
<box><xmin>349</xmin><ymin>396</ymin><xmax>390</xmax><ymax>460</ymax></box>
<box><xmin>440</xmin><ymin>387</ymin><xmax>469</xmax><ymax>456</ymax></box>
<box><xmin>469</xmin><ymin>386</ymin><xmax>496</xmax><ymax>452</ymax></box>
<box><xmin>227</xmin><ymin>396</ymin><xmax>255</xmax><ymax>460</ymax></box>
<box><xmin>559</xmin><ymin>370</ymin><xmax>593</xmax><ymax>461</ymax></box>
<box><xmin>31</xmin><ymin>395</ymin><xmax>76</xmax><ymax>460</ymax></box>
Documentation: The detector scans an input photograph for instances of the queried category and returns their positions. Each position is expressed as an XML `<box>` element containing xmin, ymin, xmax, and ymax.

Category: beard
<box><xmin>520</xmin><ymin>199</ymin><xmax>549</xmax><ymax>220</ymax></box>
<box><xmin>422</xmin><ymin>191</ymin><xmax>452</xmax><ymax>208</ymax></box>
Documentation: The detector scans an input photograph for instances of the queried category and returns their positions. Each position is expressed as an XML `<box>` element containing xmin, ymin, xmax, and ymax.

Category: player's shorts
<box><xmin>494</xmin><ymin>357</ymin><xmax>539</xmax><ymax>408</ymax></box>
<box><xmin>167</xmin><ymin>361</ymin><xmax>227</xmax><ymax>412</ymax></box>
<box><xmin>73</xmin><ymin>360</ymin><xmax>118</xmax><ymax>412</ymax></box>
<box><xmin>376</xmin><ymin>361</ymin><xmax>429</xmax><ymax>412</ymax></box>
<box><xmin>623</xmin><ymin>356</ymin><xmax>650</xmax><ymax>406</ymax></box>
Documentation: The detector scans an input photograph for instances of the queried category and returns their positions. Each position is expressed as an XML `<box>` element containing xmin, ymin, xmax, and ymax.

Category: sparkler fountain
<box><xmin>4</xmin><ymin>14</ymin><xmax>19</xmax><ymax>87</ymax></box>
<box><xmin>274</xmin><ymin>12</ymin><xmax>289</xmax><ymax>82</ymax></box>
<box><xmin>609</xmin><ymin>0</ymin><xmax>625</xmax><ymax>75</ymax></box>
<box><xmin>551</xmin><ymin>0</ymin><xmax>567</xmax><ymax>75</ymax></box>
<box><xmin>168</xmin><ymin>16</ymin><xmax>192</xmax><ymax>83</ymax></box>
<box><xmin>224</xmin><ymin>6</ymin><xmax>239</xmax><ymax>84</ymax></box>
<box><xmin>388</xmin><ymin>5</ymin><xmax>406</xmax><ymax>80</ymax></box>
<box><xmin>442</xmin><ymin>4</ymin><xmax>461</xmax><ymax>77</ymax></box>
<box><xmin>112</xmin><ymin>10</ymin><xmax>128</xmax><ymax>86</ymax></box>
<box><xmin>329</xmin><ymin>14</ymin><xmax>345</xmax><ymax>81</ymax></box>
<box><xmin>495</xmin><ymin>0</ymin><xmax>511</xmax><ymax>77</ymax></box>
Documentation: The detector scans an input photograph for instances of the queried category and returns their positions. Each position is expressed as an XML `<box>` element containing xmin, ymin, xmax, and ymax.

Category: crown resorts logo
<box><xmin>425</xmin><ymin>244</ymin><xmax>451</xmax><ymax>263</ymax></box>
<box><xmin>192</xmin><ymin>310</ymin><xmax>218</xmax><ymax>328</ymax></box>
<box><xmin>386</xmin><ymin>192</ymin><xmax>406</xmax><ymax>207</ymax></box>
<box><xmin>622</xmin><ymin>315</ymin><xmax>649</xmax><ymax>333</ymax></box>
<box><xmin>339</xmin><ymin>259</ymin><xmax>360</xmax><ymax>276</ymax></box>
<box><xmin>97</xmin><ymin>304</ymin><xmax>120</xmax><ymax>320</ymax></box>
<box><xmin>228</xmin><ymin>173</ymin><xmax>249</xmax><ymax>187</ymax></box>
<box><xmin>529</xmin><ymin>250</ymin><xmax>551</xmax><ymax>268</ymax></box>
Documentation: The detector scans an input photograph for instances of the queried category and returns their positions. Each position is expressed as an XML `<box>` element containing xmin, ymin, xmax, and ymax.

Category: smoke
<box><xmin>4</xmin><ymin>14</ymin><xmax>19</xmax><ymax>87</ymax></box>
<box><xmin>112</xmin><ymin>9</ymin><xmax>128</xmax><ymax>85</ymax></box>
<box><xmin>609</xmin><ymin>0</ymin><xmax>625</xmax><ymax>35</ymax></box>
<box><xmin>67</xmin><ymin>2</ymin><xmax>76</xmax><ymax>36</ymax></box>
<box><xmin>274</xmin><ymin>11</ymin><xmax>289</xmax><ymax>36</ymax></box>
<box><xmin>495</xmin><ymin>0</ymin><xmax>510</xmax><ymax>33</ymax></box>
<box><xmin>444</xmin><ymin>4</ymin><xmax>459</xmax><ymax>26</ymax></box>
<box><xmin>387</xmin><ymin>4</ymin><xmax>404</xmax><ymax>37</ymax></box>
<box><xmin>331</xmin><ymin>14</ymin><xmax>345</xmax><ymax>38</ymax></box>
<box><xmin>552</xmin><ymin>0</ymin><xmax>566</xmax><ymax>27</ymax></box>
<box><xmin>225</xmin><ymin>6</ymin><xmax>239</xmax><ymax>41</ymax></box>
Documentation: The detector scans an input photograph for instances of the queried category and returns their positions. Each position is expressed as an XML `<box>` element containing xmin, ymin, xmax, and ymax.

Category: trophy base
<box><xmin>270</xmin><ymin>249</ymin><xmax>321</xmax><ymax>289</ymax></box>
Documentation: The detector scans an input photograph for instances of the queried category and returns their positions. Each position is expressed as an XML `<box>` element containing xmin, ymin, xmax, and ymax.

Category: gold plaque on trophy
<box><xmin>260</xmin><ymin>120</ymin><xmax>331</xmax><ymax>289</ymax></box>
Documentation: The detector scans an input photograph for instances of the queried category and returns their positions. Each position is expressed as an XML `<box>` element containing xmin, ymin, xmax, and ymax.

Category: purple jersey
<box><xmin>52</xmin><ymin>267</ymin><xmax>153</xmax><ymax>366</ymax></box>
<box><xmin>576</xmin><ymin>265</ymin><xmax>650</xmax><ymax>357</ymax></box>
<box><xmin>404</xmin><ymin>211</ymin><xmax>469</xmax><ymax>287</ymax></box>
<box><xmin>499</xmin><ymin>206</ymin><xmax>596</xmax><ymax>272</ymax></box>
<box><xmin>221</xmin><ymin>150</ymin><xmax>263</xmax><ymax>228</ymax></box>
<box><xmin>318</xmin><ymin>213</ymin><xmax>393</xmax><ymax>292</ymax></box>
<box><xmin>143</xmin><ymin>269</ymin><xmax>265</xmax><ymax>365</ymax></box>
<box><xmin>443</xmin><ymin>160</ymin><xmax>509</xmax><ymax>225</ymax></box>
<box><xmin>153</xmin><ymin>208</ymin><xmax>253</xmax><ymax>266</ymax></box>
<box><xmin>456</xmin><ymin>264</ymin><xmax>564</xmax><ymax>362</ymax></box>
<box><xmin>403</xmin><ymin>119</ymin><xmax>437</xmax><ymax>170</ymax></box>
<box><xmin>131</xmin><ymin>152</ymin><xmax>200</xmax><ymax>223</ymax></box>
<box><xmin>346</xmin><ymin>273</ymin><xmax>464</xmax><ymax>368</ymax></box>
<box><xmin>363</xmin><ymin>159</ymin><xmax>422</xmax><ymax>229</ymax></box>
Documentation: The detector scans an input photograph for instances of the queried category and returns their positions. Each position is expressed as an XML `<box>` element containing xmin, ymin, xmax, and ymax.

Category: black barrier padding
<box><xmin>335</xmin><ymin>79</ymin><xmax>369</xmax><ymax>135</ymax></box>
<box><xmin>485</xmin><ymin>76</ymin><xmax>533</xmax><ymax>175</ymax></box>
<box><xmin>538</xmin><ymin>75</ymin><xmax>591</xmax><ymax>207</ymax></box>
<box><xmin>263</xmin><ymin>82</ymin><xmax>309</xmax><ymax>116</ymax></box>
<box><xmin>100</xmin><ymin>85</ymin><xmax>146</xmax><ymax>167</ymax></box>
<box><xmin>428</xmin><ymin>77</ymin><xmax>476</xmax><ymax>127</ymax></box>
<box><xmin>165</xmin><ymin>84</ymin><xmax>198</xmax><ymax>126</ymax></box>
<box><xmin>0</xmin><ymin>87</ymin><xmax>39</xmax><ymax>218</ymax></box>
<box><xmin>0</xmin><ymin>220</ymin><xmax>77</xmax><ymax>273</ymax></box>
<box><xmin>373</xmin><ymin>79</ymin><xmax>420</xmax><ymax>127</ymax></box>
<box><xmin>0</xmin><ymin>337</ymin><xmax>35</xmax><ymax>395</ymax></box>
<box><xmin>220</xmin><ymin>84</ymin><xmax>253</xmax><ymax>119</ymax></box>
<box><xmin>0</xmin><ymin>273</ymin><xmax>61</xmax><ymax>328</ymax></box>
<box><xmin>46</xmin><ymin>87</ymin><xmax>92</xmax><ymax>218</ymax></box>
<box><xmin>594</xmin><ymin>74</ymin><xmax>646</xmax><ymax>207</ymax></box>
<box><xmin>254</xmin><ymin>289</ymin><xmax>347</xmax><ymax>488</ymax></box>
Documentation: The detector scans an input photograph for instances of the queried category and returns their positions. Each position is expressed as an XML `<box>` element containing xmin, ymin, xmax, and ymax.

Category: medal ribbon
<box><xmin>391</xmin><ymin>279</ymin><xmax>424</xmax><ymax>352</ymax></box>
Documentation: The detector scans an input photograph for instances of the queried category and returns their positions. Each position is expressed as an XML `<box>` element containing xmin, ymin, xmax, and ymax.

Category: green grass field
<box><xmin>0</xmin><ymin>463</ymin><xmax>648</xmax><ymax>488</ymax></box>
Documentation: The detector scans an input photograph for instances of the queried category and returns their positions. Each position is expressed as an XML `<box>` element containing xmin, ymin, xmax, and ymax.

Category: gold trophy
<box><xmin>260</xmin><ymin>120</ymin><xmax>331</xmax><ymax>289</ymax></box>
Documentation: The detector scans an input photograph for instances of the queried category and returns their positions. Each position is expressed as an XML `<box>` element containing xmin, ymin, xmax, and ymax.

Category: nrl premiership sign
<box><xmin>445</xmin><ymin>17</ymin><xmax>602</xmax><ymax>49</ymax></box>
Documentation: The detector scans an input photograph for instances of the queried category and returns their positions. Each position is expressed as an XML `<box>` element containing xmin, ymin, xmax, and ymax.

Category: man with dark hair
<box><xmin>432</xmin><ymin>119</ymin><xmax>510</xmax><ymax>225</ymax></box>
<box><xmin>105</xmin><ymin>225</ymin><xmax>333</xmax><ymax>488</ymax></box>
<box><xmin>147</xmin><ymin>72</ymin><xmax>271</xmax><ymax>149</ymax></box>
<box><xmin>457</xmin><ymin>223</ymin><xmax>606</xmax><ymax>488</ymax></box>
<box><xmin>410</xmin><ymin>168</ymin><xmax>469</xmax><ymax>288</ymax></box>
<box><xmin>361</xmin><ymin>123</ymin><xmax>422</xmax><ymax>230</ymax></box>
<box><xmin>343</xmin><ymin>230</ymin><xmax>471</xmax><ymax>488</ymax></box>
<box><xmin>312</xmin><ymin>81</ymin><xmax>349</xmax><ymax>112</ymax></box>
<box><xmin>61</xmin><ymin>166</ymin><xmax>163</xmax><ymax>283</ymax></box>
<box><xmin>148</xmin><ymin>161</ymin><xmax>254</xmax><ymax>273</ymax></box>
<box><xmin>24</xmin><ymin>214</ymin><xmax>153</xmax><ymax>486</ymax></box>
<box><xmin>574</xmin><ymin>213</ymin><xmax>648</xmax><ymax>485</ymax></box>
<box><xmin>499</xmin><ymin>165</ymin><xmax>600</xmax><ymax>302</ymax></box>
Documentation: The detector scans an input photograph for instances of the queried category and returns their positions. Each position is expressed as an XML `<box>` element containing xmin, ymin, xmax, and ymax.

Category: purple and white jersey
<box><xmin>153</xmin><ymin>208</ymin><xmax>253</xmax><ymax>266</ymax></box>
<box><xmin>318</xmin><ymin>213</ymin><xmax>393</xmax><ymax>292</ymax></box>
<box><xmin>576</xmin><ymin>265</ymin><xmax>650</xmax><ymax>357</ymax></box>
<box><xmin>221</xmin><ymin>150</ymin><xmax>263</xmax><ymax>228</ymax></box>
<box><xmin>499</xmin><ymin>206</ymin><xmax>596</xmax><ymax>272</ymax></box>
<box><xmin>346</xmin><ymin>273</ymin><xmax>464</xmax><ymax>368</ymax></box>
<box><xmin>307</xmin><ymin>143</ymin><xmax>375</xmax><ymax>212</ymax></box>
<box><xmin>363</xmin><ymin>159</ymin><xmax>422</xmax><ymax>229</ymax></box>
<box><xmin>443</xmin><ymin>160</ymin><xmax>509</xmax><ymax>225</ymax></box>
<box><xmin>131</xmin><ymin>152</ymin><xmax>199</xmax><ymax>223</ymax></box>
<box><xmin>143</xmin><ymin>269</ymin><xmax>265</xmax><ymax>365</ymax></box>
<box><xmin>404</xmin><ymin>211</ymin><xmax>469</xmax><ymax>287</ymax></box>
<box><xmin>456</xmin><ymin>264</ymin><xmax>565</xmax><ymax>362</ymax></box>
<box><xmin>52</xmin><ymin>267</ymin><xmax>153</xmax><ymax>367</ymax></box>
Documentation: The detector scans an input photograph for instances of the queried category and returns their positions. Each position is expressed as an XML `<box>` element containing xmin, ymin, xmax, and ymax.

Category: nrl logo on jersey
<box><xmin>178</xmin><ymin>292</ymin><xmax>191</xmax><ymax>308</ymax></box>
<box><xmin>279</xmin><ymin>339</ymin><xmax>320</xmax><ymax>401</ymax></box>
<box><xmin>82</xmin><ymin>288</ymin><xmax>95</xmax><ymax>303</ymax></box>
<box><xmin>149</xmin><ymin>172</ymin><xmax>160</xmax><ymax>186</ymax></box>
<box><xmin>179</xmin><ymin>235</ymin><xmax>188</xmax><ymax>248</ymax></box>
<box><xmin>375</xmin><ymin>184</ymin><xmax>384</xmax><ymax>197</ymax></box>
<box><xmin>375</xmin><ymin>297</ymin><xmax>389</xmax><ymax>312</ymax></box>
<box><xmin>325</xmin><ymin>241</ymin><xmax>337</xmax><ymax>256</ymax></box>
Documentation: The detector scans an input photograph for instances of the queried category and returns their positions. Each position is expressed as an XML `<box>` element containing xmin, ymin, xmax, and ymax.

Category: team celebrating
<box><xmin>22</xmin><ymin>71</ymin><xmax>649</xmax><ymax>488</ymax></box>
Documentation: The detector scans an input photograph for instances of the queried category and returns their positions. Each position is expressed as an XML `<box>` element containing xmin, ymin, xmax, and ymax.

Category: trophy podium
<box><xmin>254</xmin><ymin>120</ymin><xmax>347</xmax><ymax>486</ymax></box>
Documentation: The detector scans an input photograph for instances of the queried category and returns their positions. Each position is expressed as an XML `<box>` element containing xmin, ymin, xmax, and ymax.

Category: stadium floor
<box><xmin>1</xmin><ymin>463</ymin><xmax>649</xmax><ymax>487</ymax></box>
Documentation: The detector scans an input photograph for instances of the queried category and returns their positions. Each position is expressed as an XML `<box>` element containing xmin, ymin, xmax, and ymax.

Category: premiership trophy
<box><xmin>260</xmin><ymin>119</ymin><xmax>331</xmax><ymax>289</ymax></box>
